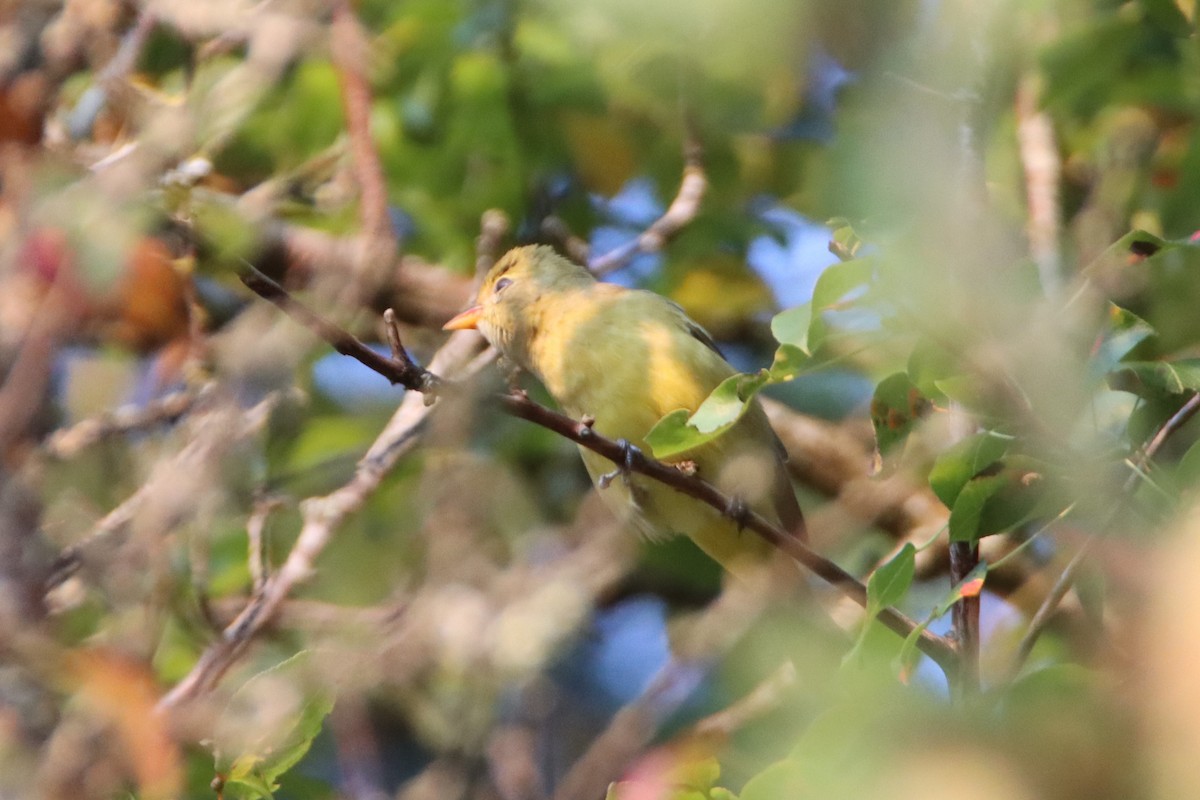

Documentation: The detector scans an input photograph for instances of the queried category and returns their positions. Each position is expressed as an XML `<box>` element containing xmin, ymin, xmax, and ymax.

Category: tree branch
<box><xmin>330</xmin><ymin>0</ymin><xmax>397</xmax><ymax>279</ymax></box>
<box><xmin>588</xmin><ymin>135</ymin><xmax>707</xmax><ymax>276</ymax></box>
<box><xmin>156</xmin><ymin>331</ymin><xmax>486</xmax><ymax>711</ymax></box>
<box><xmin>234</xmin><ymin>272</ymin><xmax>959</xmax><ymax>673</ymax></box>
<box><xmin>239</xmin><ymin>268</ymin><xmax>442</xmax><ymax>396</ymax></box>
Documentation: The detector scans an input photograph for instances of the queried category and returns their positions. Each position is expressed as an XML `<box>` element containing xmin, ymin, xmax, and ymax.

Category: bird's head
<box><xmin>442</xmin><ymin>244</ymin><xmax>593</xmax><ymax>359</ymax></box>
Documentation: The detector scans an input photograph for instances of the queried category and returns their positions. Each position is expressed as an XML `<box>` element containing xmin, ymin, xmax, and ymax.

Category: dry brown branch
<box><xmin>44</xmin><ymin>392</ymin><xmax>279</xmax><ymax>595</ymax></box>
<box><xmin>949</xmin><ymin>541</ymin><xmax>980</xmax><ymax>695</ymax></box>
<box><xmin>0</xmin><ymin>300</ymin><xmax>66</xmax><ymax>457</ymax></box>
<box><xmin>245</xmin><ymin>493</ymin><xmax>284</xmax><ymax>594</ymax></box>
<box><xmin>156</xmin><ymin>331</ymin><xmax>486</xmax><ymax>710</ymax></box>
<box><xmin>43</xmin><ymin>385</ymin><xmax>208</xmax><ymax>459</ymax></box>
<box><xmin>330</xmin><ymin>0</ymin><xmax>397</xmax><ymax>289</ymax></box>
<box><xmin>248</xmin><ymin>219</ymin><xmax>473</xmax><ymax>327</ymax></box>
<box><xmin>540</xmin><ymin>216</ymin><xmax>590</xmax><ymax>265</ymax></box>
<box><xmin>477</xmin><ymin>209</ymin><xmax>511</xmax><ymax>277</ymax></box>
<box><xmin>240</xmin><ymin>268</ymin><xmax>443</xmax><ymax>396</ymax></box>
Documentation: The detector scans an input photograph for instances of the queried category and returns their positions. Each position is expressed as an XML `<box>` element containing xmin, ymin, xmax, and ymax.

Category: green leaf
<box><xmin>928</xmin><ymin>432</ymin><xmax>1011</xmax><ymax>508</ymax></box>
<box><xmin>826</xmin><ymin>216</ymin><xmax>864</xmax><ymax>260</ymax></box>
<box><xmin>643</xmin><ymin>409</ymin><xmax>703</xmax><ymax>459</ymax></box>
<box><xmin>1089</xmin><ymin>304</ymin><xmax>1155</xmax><ymax>381</ymax></box>
<box><xmin>808</xmin><ymin>257</ymin><xmax>875</xmax><ymax>352</ymax></box>
<box><xmin>894</xmin><ymin>618</ymin><xmax>931</xmax><ymax>684</ymax></box>
<box><xmin>907</xmin><ymin>337</ymin><xmax>959</xmax><ymax>400</ymax></box>
<box><xmin>770</xmin><ymin>304</ymin><xmax>812</xmax><ymax>352</ymax></box>
<box><xmin>1138</xmin><ymin>0</ymin><xmax>1193</xmax><ymax>37</ymax></box>
<box><xmin>933</xmin><ymin>375</ymin><xmax>993</xmax><ymax>413</ymax></box>
<box><xmin>948</xmin><ymin>472</ymin><xmax>1009</xmax><ymax>542</ymax></box>
<box><xmin>953</xmin><ymin>455</ymin><xmax>1052</xmax><ymax>542</ymax></box>
<box><xmin>847</xmin><ymin>543</ymin><xmax>916</xmax><ymax>666</ymax></box>
<box><xmin>690</xmin><ymin>371</ymin><xmax>771</xmax><ymax>434</ymax></box>
<box><xmin>645</xmin><ymin>371</ymin><xmax>770</xmax><ymax>459</ymax></box>
<box><xmin>870</xmin><ymin>373</ymin><xmax>931</xmax><ymax>454</ymax></box>
<box><xmin>768</xmin><ymin>344</ymin><xmax>810</xmax><ymax>382</ymax></box>
<box><xmin>867</xmin><ymin>543</ymin><xmax>916</xmax><ymax>611</ymax></box>
<box><xmin>1107</xmin><ymin>359</ymin><xmax>1200</xmax><ymax>397</ymax></box>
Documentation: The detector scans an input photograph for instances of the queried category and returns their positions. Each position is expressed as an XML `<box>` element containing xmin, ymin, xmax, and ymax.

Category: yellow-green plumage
<box><xmin>453</xmin><ymin>245</ymin><xmax>804</xmax><ymax>578</ymax></box>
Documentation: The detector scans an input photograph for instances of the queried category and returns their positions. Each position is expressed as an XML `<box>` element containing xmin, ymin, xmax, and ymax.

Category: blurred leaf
<box><xmin>1175</xmin><ymin>435</ymin><xmax>1200</xmax><ymax>493</ymax></box>
<box><xmin>808</xmin><ymin>257</ymin><xmax>874</xmax><ymax>351</ymax></box>
<box><xmin>867</xmin><ymin>543</ymin><xmax>916</xmax><ymax>611</ymax></box>
<box><xmin>1138</xmin><ymin>0</ymin><xmax>1193</xmax><ymax>37</ymax></box>
<box><xmin>906</xmin><ymin>337</ymin><xmax>958</xmax><ymax>400</ymax></box>
<box><xmin>928</xmin><ymin>432</ymin><xmax>1010</xmax><ymax>508</ymax></box>
<box><xmin>215</xmin><ymin>652</ymin><xmax>334</xmax><ymax>800</ymax></box>
<box><xmin>770</xmin><ymin>304</ymin><xmax>812</xmax><ymax>353</ymax></box>
<box><xmin>738</xmin><ymin>755</ymin><xmax>804</xmax><ymax>800</ymax></box>
<box><xmin>826</xmin><ymin>216</ymin><xmax>863</xmax><ymax>261</ymax></box>
<box><xmin>1108</xmin><ymin>359</ymin><xmax>1200</xmax><ymax>397</ymax></box>
<box><xmin>562</xmin><ymin>111</ymin><xmax>638</xmax><ymax>194</ymax></box>
<box><xmin>1089</xmin><ymin>304</ymin><xmax>1155</xmax><ymax>380</ymax></box>
<box><xmin>846</xmin><ymin>543</ymin><xmax>915</xmax><ymax>664</ymax></box>
<box><xmin>870</xmin><ymin>372</ymin><xmax>931</xmax><ymax>454</ymax></box>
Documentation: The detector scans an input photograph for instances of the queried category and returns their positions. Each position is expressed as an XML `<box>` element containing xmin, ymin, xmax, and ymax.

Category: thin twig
<box><xmin>44</xmin><ymin>386</ymin><xmax>208</xmax><ymax>459</ymax></box>
<box><xmin>589</xmin><ymin>136</ymin><xmax>707</xmax><ymax>276</ymax></box>
<box><xmin>477</xmin><ymin>209</ymin><xmax>511</xmax><ymax>277</ymax></box>
<box><xmin>540</xmin><ymin>216</ymin><xmax>590</xmax><ymax>265</ymax></box>
<box><xmin>45</xmin><ymin>394</ymin><xmax>279</xmax><ymax>594</ymax></box>
<box><xmin>156</xmin><ymin>332</ymin><xmax>484</xmax><ymax>710</ymax></box>
<box><xmin>246</xmin><ymin>494</ymin><xmax>283</xmax><ymax>594</ymax></box>
<box><xmin>239</xmin><ymin>268</ymin><xmax>443</xmax><ymax>397</ymax></box>
<box><xmin>1011</xmin><ymin>391</ymin><xmax>1200</xmax><ymax>672</ymax></box>
<box><xmin>330</xmin><ymin>0</ymin><xmax>396</xmax><ymax>257</ymax></box>
<box><xmin>500</xmin><ymin>390</ymin><xmax>954</xmax><ymax>669</ymax></box>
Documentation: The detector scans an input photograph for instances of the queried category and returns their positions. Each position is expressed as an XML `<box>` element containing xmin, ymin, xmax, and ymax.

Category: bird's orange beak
<box><xmin>443</xmin><ymin>306</ymin><xmax>483</xmax><ymax>331</ymax></box>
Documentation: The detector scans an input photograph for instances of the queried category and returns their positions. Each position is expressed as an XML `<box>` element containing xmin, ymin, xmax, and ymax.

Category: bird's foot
<box><xmin>672</xmin><ymin>459</ymin><xmax>698</xmax><ymax>477</ymax></box>
<box><xmin>598</xmin><ymin>439</ymin><xmax>643</xmax><ymax>489</ymax></box>
<box><xmin>725</xmin><ymin>496</ymin><xmax>750</xmax><ymax>531</ymax></box>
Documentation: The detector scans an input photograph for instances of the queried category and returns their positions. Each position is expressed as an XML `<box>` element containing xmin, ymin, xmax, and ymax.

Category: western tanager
<box><xmin>444</xmin><ymin>245</ymin><xmax>804</xmax><ymax>579</ymax></box>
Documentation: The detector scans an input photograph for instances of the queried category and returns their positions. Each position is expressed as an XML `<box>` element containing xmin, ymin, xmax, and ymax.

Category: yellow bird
<box><xmin>444</xmin><ymin>245</ymin><xmax>804</xmax><ymax>579</ymax></box>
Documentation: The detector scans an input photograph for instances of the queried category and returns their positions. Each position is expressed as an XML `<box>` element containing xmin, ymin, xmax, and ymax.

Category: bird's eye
<box><xmin>494</xmin><ymin>277</ymin><xmax>513</xmax><ymax>294</ymax></box>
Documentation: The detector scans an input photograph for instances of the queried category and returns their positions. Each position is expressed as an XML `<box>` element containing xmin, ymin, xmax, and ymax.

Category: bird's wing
<box><xmin>663</xmin><ymin>298</ymin><xmax>725</xmax><ymax>357</ymax></box>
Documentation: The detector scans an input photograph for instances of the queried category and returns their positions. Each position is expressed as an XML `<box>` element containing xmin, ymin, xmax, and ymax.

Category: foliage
<box><xmin>2</xmin><ymin>0</ymin><xmax>1200</xmax><ymax>799</ymax></box>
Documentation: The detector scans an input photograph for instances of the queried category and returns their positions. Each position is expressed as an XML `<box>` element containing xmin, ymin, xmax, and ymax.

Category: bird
<box><xmin>443</xmin><ymin>244</ymin><xmax>805</xmax><ymax>580</ymax></box>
